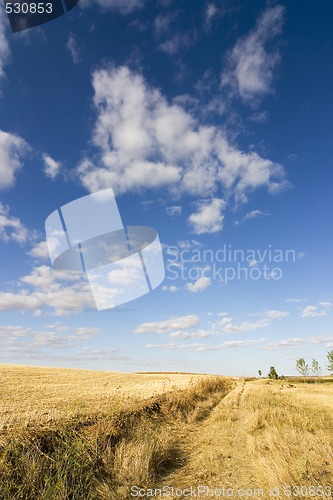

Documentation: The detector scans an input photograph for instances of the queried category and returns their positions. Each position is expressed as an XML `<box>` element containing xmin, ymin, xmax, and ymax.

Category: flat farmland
<box><xmin>1</xmin><ymin>365</ymin><xmax>333</xmax><ymax>499</ymax></box>
<box><xmin>0</xmin><ymin>364</ymin><xmax>206</xmax><ymax>430</ymax></box>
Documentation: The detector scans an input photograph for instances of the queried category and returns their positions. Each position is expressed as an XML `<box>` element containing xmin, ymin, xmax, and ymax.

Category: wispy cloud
<box><xmin>133</xmin><ymin>314</ymin><xmax>199</xmax><ymax>334</ymax></box>
<box><xmin>235</xmin><ymin>209</ymin><xmax>270</xmax><ymax>225</ymax></box>
<box><xmin>262</xmin><ymin>309</ymin><xmax>289</xmax><ymax>319</ymax></box>
<box><xmin>66</xmin><ymin>33</ymin><xmax>81</xmax><ymax>64</ymax></box>
<box><xmin>221</xmin><ymin>5</ymin><xmax>285</xmax><ymax>104</ymax></box>
<box><xmin>146</xmin><ymin>338</ymin><xmax>264</xmax><ymax>351</ymax></box>
<box><xmin>165</xmin><ymin>205</ymin><xmax>182</xmax><ymax>216</ymax></box>
<box><xmin>42</xmin><ymin>154</ymin><xmax>62</xmax><ymax>179</ymax></box>
<box><xmin>301</xmin><ymin>304</ymin><xmax>330</xmax><ymax>318</ymax></box>
<box><xmin>80</xmin><ymin>0</ymin><xmax>145</xmax><ymax>14</ymax></box>
<box><xmin>162</xmin><ymin>285</ymin><xmax>179</xmax><ymax>292</ymax></box>
<box><xmin>0</xmin><ymin>130</ymin><xmax>30</xmax><ymax>189</ymax></box>
<box><xmin>0</xmin><ymin>203</ymin><xmax>29</xmax><ymax>244</ymax></box>
<box><xmin>0</xmin><ymin>7</ymin><xmax>10</xmax><ymax>90</ymax></box>
<box><xmin>0</xmin><ymin>323</ymin><xmax>101</xmax><ymax>354</ymax></box>
<box><xmin>219</xmin><ymin>316</ymin><xmax>270</xmax><ymax>333</ymax></box>
<box><xmin>263</xmin><ymin>338</ymin><xmax>305</xmax><ymax>350</ymax></box>
<box><xmin>169</xmin><ymin>329</ymin><xmax>212</xmax><ymax>340</ymax></box>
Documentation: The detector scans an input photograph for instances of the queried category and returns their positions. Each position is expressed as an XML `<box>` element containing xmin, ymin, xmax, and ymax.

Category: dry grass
<box><xmin>0</xmin><ymin>364</ymin><xmax>205</xmax><ymax>431</ymax></box>
<box><xmin>2</xmin><ymin>366</ymin><xmax>332</xmax><ymax>499</ymax></box>
<box><xmin>160</xmin><ymin>379</ymin><xmax>333</xmax><ymax>496</ymax></box>
<box><xmin>245</xmin><ymin>381</ymin><xmax>333</xmax><ymax>488</ymax></box>
<box><xmin>0</xmin><ymin>365</ymin><xmax>233</xmax><ymax>499</ymax></box>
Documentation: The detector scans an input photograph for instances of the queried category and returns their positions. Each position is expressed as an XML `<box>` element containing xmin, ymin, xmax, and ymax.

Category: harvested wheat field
<box><xmin>0</xmin><ymin>364</ymin><xmax>205</xmax><ymax>431</ymax></box>
<box><xmin>1</xmin><ymin>366</ymin><xmax>333</xmax><ymax>499</ymax></box>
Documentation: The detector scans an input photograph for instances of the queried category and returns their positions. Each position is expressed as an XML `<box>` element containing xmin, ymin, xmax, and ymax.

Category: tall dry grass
<box><xmin>245</xmin><ymin>382</ymin><xmax>333</xmax><ymax>487</ymax></box>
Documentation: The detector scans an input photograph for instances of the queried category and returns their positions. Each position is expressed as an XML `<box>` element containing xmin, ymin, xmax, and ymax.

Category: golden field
<box><xmin>0</xmin><ymin>364</ymin><xmax>205</xmax><ymax>431</ymax></box>
<box><xmin>1</xmin><ymin>365</ymin><xmax>333</xmax><ymax>499</ymax></box>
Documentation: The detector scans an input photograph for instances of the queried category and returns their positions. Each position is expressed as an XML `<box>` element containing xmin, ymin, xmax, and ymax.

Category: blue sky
<box><xmin>0</xmin><ymin>0</ymin><xmax>332</xmax><ymax>376</ymax></box>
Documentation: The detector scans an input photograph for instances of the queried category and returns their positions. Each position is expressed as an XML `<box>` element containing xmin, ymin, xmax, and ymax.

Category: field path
<box><xmin>159</xmin><ymin>379</ymin><xmax>260</xmax><ymax>493</ymax></box>
<box><xmin>158</xmin><ymin>379</ymin><xmax>333</xmax><ymax>497</ymax></box>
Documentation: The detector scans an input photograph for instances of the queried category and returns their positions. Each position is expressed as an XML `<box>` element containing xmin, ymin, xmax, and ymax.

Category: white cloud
<box><xmin>146</xmin><ymin>338</ymin><xmax>264</xmax><ymax>351</ymax></box>
<box><xmin>262</xmin><ymin>309</ymin><xmax>289</xmax><ymax>319</ymax></box>
<box><xmin>219</xmin><ymin>316</ymin><xmax>270</xmax><ymax>333</ymax></box>
<box><xmin>66</xmin><ymin>33</ymin><xmax>80</xmax><ymax>64</ymax></box>
<box><xmin>77</xmin><ymin>347</ymin><xmax>129</xmax><ymax>360</ymax></box>
<box><xmin>205</xmin><ymin>3</ymin><xmax>218</xmax><ymax>29</ymax></box>
<box><xmin>186</xmin><ymin>275</ymin><xmax>211</xmax><ymax>293</ymax></box>
<box><xmin>159</xmin><ymin>32</ymin><xmax>193</xmax><ymax>55</ymax></box>
<box><xmin>133</xmin><ymin>314</ymin><xmax>199</xmax><ymax>334</ymax></box>
<box><xmin>301</xmin><ymin>305</ymin><xmax>328</xmax><ymax>318</ymax></box>
<box><xmin>0</xmin><ymin>266</ymin><xmax>95</xmax><ymax>316</ymax></box>
<box><xmin>162</xmin><ymin>285</ymin><xmax>179</xmax><ymax>292</ymax></box>
<box><xmin>287</xmin><ymin>298</ymin><xmax>306</xmax><ymax>303</ymax></box>
<box><xmin>0</xmin><ymin>7</ymin><xmax>10</xmax><ymax>89</ymax></box>
<box><xmin>80</xmin><ymin>0</ymin><xmax>145</xmax><ymax>14</ymax></box>
<box><xmin>263</xmin><ymin>338</ymin><xmax>305</xmax><ymax>350</ymax></box>
<box><xmin>77</xmin><ymin>65</ymin><xmax>289</xmax><ymax>204</ymax></box>
<box><xmin>28</xmin><ymin>240</ymin><xmax>50</xmax><ymax>260</ymax></box>
<box><xmin>73</xmin><ymin>326</ymin><xmax>101</xmax><ymax>338</ymax></box>
<box><xmin>165</xmin><ymin>205</ymin><xmax>182</xmax><ymax>216</ymax></box>
<box><xmin>318</xmin><ymin>301</ymin><xmax>332</xmax><ymax>309</ymax></box>
<box><xmin>221</xmin><ymin>5</ymin><xmax>285</xmax><ymax>103</ymax></box>
<box><xmin>154</xmin><ymin>13</ymin><xmax>174</xmax><ymax>36</ymax></box>
<box><xmin>0</xmin><ymin>203</ymin><xmax>29</xmax><ymax>244</ymax></box>
<box><xmin>169</xmin><ymin>329</ymin><xmax>212</xmax><ymax>339</ymax></box>
<box><xmin>0</xmin><ymin>130</ymin><xmax>30</xmax><ymax>189</ymax></box>
<box><xmin>309</xmin><ymin>336</ymin><xmax>333</xmax><ymax>349</ymax></box>
<box><xmin>42</xmin><ymin>154</ymin><xmax>62</xmax><ymax>179</ymax></box>
<box><xmin>188</xmin><ymin>199</ymin><xmax>225</xmax><ymax>234</ymax></box>
<box><xmin>0</xmin><ymin>323</ymin><xmax>100</xmax><ymax>355</ymax></box>
<box><xmin>236</xmin><ymin>209</ymin><xmax>270</xmax><ymax>224</ymax></box>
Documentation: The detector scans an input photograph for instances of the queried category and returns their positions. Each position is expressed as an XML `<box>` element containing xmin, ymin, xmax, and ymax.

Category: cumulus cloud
<box><xmin>186</xmin><ymin>275</ymin><xmax>211</xmax><ymax>293</ymax></box>
<box><xmin>77</xmin><ymin>65</ymin><xmax>289</xmax><ymax>208</ymax></box>
<box><xmin>188</xmin><ymin>199</ymin><xmax>225</xmax><ymax>234</ymax></box>
<box><xmin>42</xmin><ymin>154</ymin><xmax>62</xmax><ymax>179</ymax></box>
<box><xmin>28</xmin><ymin>240</ymin><xmax>50</xmax><ymax>260</ymax></box>
<box><xmin>133</xmin><ymin>314</ymin><xmax>199</xmax><ymax>334</ymax></box>
<box><xmin>0</xmin><ymin>203</ymin><xmax>29</xmax><ymax>244</ymax></box>
<box><xmin>221</xmin><ymin>5</ymin><xmax>285</xmax><ymax>103</ymax></box>
<box><xmin>0</xmin><ymin>130</ymin><xmax>30</xmax><ymax>189</ymax></box>
<box><xmin>0</xmin><ymin>265</ymin><xmax>95</xmax><ymax>316</ymax></box>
